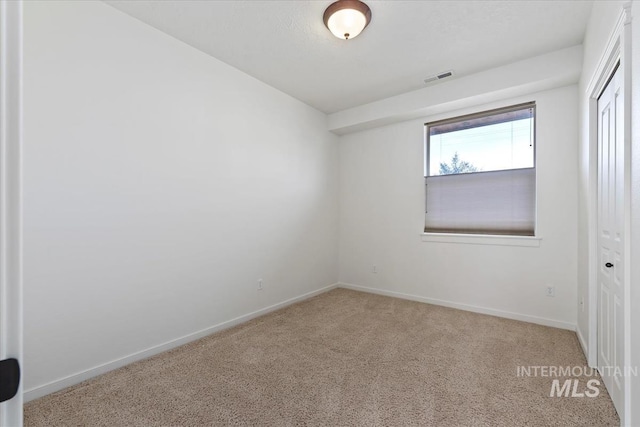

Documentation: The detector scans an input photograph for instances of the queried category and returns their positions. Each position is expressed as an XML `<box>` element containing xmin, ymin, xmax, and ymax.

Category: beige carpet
<box><xmin>25</xmin><ymin>288</ymin><xmax>618</xmax><ymax>426</ymax></box>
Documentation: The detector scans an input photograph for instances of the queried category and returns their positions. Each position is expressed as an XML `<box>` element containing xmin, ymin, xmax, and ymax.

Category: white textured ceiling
<box><xmin>105</xmin><ymin>0</ymin><xmax>593</xmax><ymax>113</ymax></box>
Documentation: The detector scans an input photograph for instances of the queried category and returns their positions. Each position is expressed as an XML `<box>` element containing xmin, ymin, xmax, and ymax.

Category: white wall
<box><xmin>338</xmin><ymin>84</ymin><xmax>579</xmax><ymax>329</ymax></box>
<box><xmin>23</xmin><ymin>1</ymin><xmax>338</xmax><ymax>398</ymax></box>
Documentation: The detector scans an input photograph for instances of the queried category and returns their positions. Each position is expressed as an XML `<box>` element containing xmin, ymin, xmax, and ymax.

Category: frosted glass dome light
<box><xmin>323</xmin><ymin>0</ymin><xmax>372</xmax><ymax>40</ymax></box>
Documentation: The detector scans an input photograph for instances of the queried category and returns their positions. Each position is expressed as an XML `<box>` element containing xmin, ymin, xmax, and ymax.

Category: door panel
<box><xmin>597</xmin><ymin>65</ymin><xmax>624</xmax><ymax>415</ymax></box>
<box><xmin>599</xmin><ymin>284</ymin><xmax>610</xmax><ymax>362</ymax></box>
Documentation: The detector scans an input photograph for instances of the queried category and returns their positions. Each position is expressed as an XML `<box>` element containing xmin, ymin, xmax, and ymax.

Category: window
<box><xmin>424</xmin><ymin>102</ymin><xmax>536</xmax><ymax>236</ymax></box>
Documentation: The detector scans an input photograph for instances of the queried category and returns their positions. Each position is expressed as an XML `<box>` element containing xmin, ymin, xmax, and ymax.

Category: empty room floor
<box><xmin>25</xmin><ymin>289</ymin><xmax>618</xmax><ymax>426</ymax></box>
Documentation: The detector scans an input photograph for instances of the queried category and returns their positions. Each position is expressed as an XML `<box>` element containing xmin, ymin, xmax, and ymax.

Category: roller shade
<box><xmin>424</xmin><ymin>168</ymin><xmax>535</xmax><ymax>236</ymax></box>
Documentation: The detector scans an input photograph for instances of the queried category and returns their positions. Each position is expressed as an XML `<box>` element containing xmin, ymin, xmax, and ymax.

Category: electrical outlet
<box><xmin>372</xmin><ymin>265</ymin><xmax>377</xmax><ymax>274</ymax></box>
<box><xmin>546</xmin><ymin>286</ymin><xmax>555</xmax><ymax>297</ymax></box>
<box><xmin>257</xmin><ymin>279</ymin><xmax>263</xmax><ymax>291</ymax></box>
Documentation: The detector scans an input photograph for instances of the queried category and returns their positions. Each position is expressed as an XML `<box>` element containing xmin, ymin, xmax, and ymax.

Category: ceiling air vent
<box><xmin>424</xmin><ymin>70</ymin><xmax>454</xmax><ymax>85</ymax></box>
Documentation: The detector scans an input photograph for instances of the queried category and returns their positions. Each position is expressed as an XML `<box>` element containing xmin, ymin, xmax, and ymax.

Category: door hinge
<box><xmin>0</xmin><ymin>358</ymin><xmax>20</xmax><ymax>402</ymax></box>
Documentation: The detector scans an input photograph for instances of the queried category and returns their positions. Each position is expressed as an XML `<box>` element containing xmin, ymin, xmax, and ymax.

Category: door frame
<box><xmin>585</xmin><ymin>3</ymin><xmax>632</xmax><ymax>424</ymax></box>
<box><xmin>0</xmin><ymin>0</ymin><xmax>23</xmax><ymax>425</ymax></box>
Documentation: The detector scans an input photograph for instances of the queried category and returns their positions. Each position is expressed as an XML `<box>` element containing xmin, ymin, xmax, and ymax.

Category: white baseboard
<box><xmin>338</xmin><ymin>282</ymin><xmax>576</xmax><ymax>331</ymax></box>
<box><xmin>24</xmin><ymin>283</ymin><xmax>339</xmax><ymax>402</ymax></box>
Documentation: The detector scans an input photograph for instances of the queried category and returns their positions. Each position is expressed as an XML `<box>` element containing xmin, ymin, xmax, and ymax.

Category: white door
<box><xmin>0</xmin><ymin>1</ymin><xmax>24</xmax><ymax>425</ymax></box>
<box><xmin>597</xmin><ymin>65</ymin><xmax>624</xmax><ymax>415</ymax></box>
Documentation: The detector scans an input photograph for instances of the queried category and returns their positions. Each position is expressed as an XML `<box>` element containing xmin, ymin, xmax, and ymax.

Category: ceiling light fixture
<box><xmin>323</xmin><ymin>0</ymin><xmax>372</xmax><ymax>40</ymax></box>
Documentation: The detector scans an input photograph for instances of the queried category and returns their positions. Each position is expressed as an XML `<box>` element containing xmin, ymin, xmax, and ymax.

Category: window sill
<box><xmin>420</xmin><ymin>233</ymin><xmax>541</xmax><ymax>247</ymax></box>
